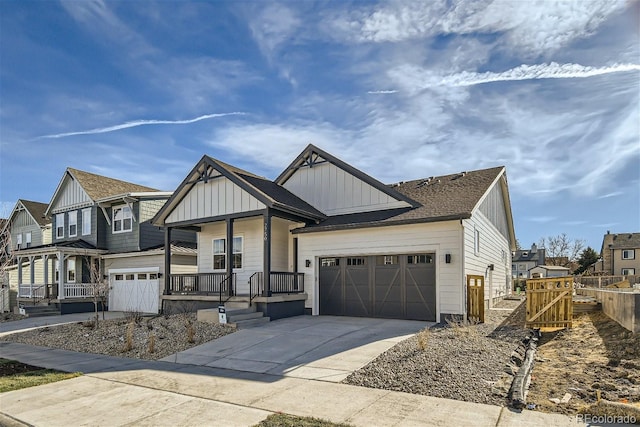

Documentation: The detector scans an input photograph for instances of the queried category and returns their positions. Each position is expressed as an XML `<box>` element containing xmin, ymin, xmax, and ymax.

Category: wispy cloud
<box><xmin>367</xmin><ymin>90</ymin><xmax>398</xmax><ymax>94</ymax></box>
<box><xmin>526</xmin><ymin>216</ymin><xmax>557</xmax><ymax>223</ymax></box>
<box><xmin>38</xmin><ymin>112</ymin><xmax>246</xmax><ymax>139</ymax></box>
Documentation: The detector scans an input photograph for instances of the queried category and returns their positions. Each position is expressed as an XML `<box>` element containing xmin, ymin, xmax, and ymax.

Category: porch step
<box><xmin>230</xmin><ymin>316</ymin><xmax>271</xmax><ymax>329</ymax></box>
<box><xmin>228</xmin><ymin>310</ymin><xmax>264</xmax><ymax>323</ymax></box>
<box><xmin>22</xmin><ymin>305</ymin><xmax>60</xmax><ymax>318</ymax></box>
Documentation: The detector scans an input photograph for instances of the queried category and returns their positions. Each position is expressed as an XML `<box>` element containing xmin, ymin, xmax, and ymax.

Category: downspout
<box><xmin>460</xmin><ymin>219</ymin><xmax>466</xmax><ymax>322</ymax></box>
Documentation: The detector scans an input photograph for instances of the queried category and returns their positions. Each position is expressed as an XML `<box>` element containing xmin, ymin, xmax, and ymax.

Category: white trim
<box><xmin>112</xmin><ymin>204</ymin><xmax>133</xmax><ymax>233</ymax></box>
<box><xmin>96</xmin><ymin>192</ymin><xmax>172</xmax><ymax>203</ymax></box>
<box><xmin>82</xmin><ymin>208</ymin><xmax>91</xmax><ymax>236</ymax></box>
<box><xmin>212</xmin><ymin>234</ymin><xmax>244</xmax><ymax>271</ymax></box>
<box><xmin>622</xmin><ymin>249</ymin><xmax>635</xmax><ymax>260</ymax></box>
<box><xmin>68</xmin><ymin>210</ymin><xmax>78</xmax><ymax>237</ymax></box>
<box><xmin>55</xmin><ymin>213</ymin><xmax>65</xmax><ymax>238</ymax></box>
<box><xmin>108</xmin><ymin>267</ymin><xmax>160</xmax><ymax>274</ymax></box>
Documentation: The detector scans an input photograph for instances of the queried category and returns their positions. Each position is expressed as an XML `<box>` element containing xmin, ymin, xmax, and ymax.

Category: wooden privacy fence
<box><xmin>526</xmin><ymin>276</ymin><xmax>573</xmax><ymax>330</ymax></box>
<box><xmin>467</xmin><ymin>275</ymin><xmax>485</xmax><ymax>323</ymax></box>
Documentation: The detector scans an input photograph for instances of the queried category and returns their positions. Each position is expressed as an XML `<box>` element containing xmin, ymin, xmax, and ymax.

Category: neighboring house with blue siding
<box><xmin>14</xmin><ymin>168</ymin><xmax>196</xmax><ymax>314</ymax></box>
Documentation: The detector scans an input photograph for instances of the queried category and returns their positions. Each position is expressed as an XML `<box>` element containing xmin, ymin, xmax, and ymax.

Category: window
<box><xmin>474</xmin><ymin>228</ymin><xmax>481</xmax><ymax>255</ymax></box>
<box><xmin>321</xmin><ymin>258</ymin><xmax>339</xmax><ymax>267</ymax></box>
<box><xmin>138</xmin><ymin>273</ymin><xmax>148</xmax><ymax>280</ymax></box>
<box><xmin>408</xmin><ymin>254</ymin><xmax>433</xmax><ymax>264</ymax></box>
<box><xmin>68</xmin><ymin>210</ymin><xmax>77</xmax><ymax>237</ymax></box>
<box><xmin>67</xmin><ymin>258</ymin><xmax>76</xmax><ymax>283</ymax></box>
<box><xmin>347</xmin><ymin>257</ymin><xmax>366</xmax><ymax>266</ymax></box>
<box><xmin>113</xmin><ymin>205</ymin><xmax>133</xmax><ymax>233</ymax></box>
<box><xmin>126</xmin><ymin>274</ymin><xmax>135</xmax><ymax>280</ymax></box>
<box><xmin>55</xmin><ymin>260</ymin><xmax>60</xmax><ymax>282</ymax></box>
<box><xmin>114</xmin><ymin>274</ymin><xmax>124</xmax><ymax>280</ymax></box>
<box><xmin>149</xmin><ymin>273</ymin><xmax>158</xmax><ymax>280</ymax></box>
<box><xmin>82</xmin><ymin>208</ymin><xmax>91</xmax><ymax>235</ymax></box>
<box><xmin>213</xmin><ymin>238</ymin><xmax>226</xmax><ymax>270</ymax></box>
<box><xmin>56</xmin><ymin>213</ymin><xmax>65</xmax><ymax>238</ymax></box>
<box><xmin>25</xmin><ymin>232</ymin><xmax>31</xmax><ymax>248</ymax></box>
<box><xmin>622</xmin><ymin>250</ymin><xmax>635</xmax><ymax>260</ymax></box>
<box><xmin>622</xmin><ymin>268</ymin><xmax>635</xmax><ymax>276</ymax></box>
<box><xmin>376</xmin><ymin>255</ymin><xmax>398</xmax><ymax>265</ymax></box>
<box><xmin>213</xmin><ymin>236</ymin><xmax>243</xmax><ymax>270</ymax></box>
<box><xmin>519</xmin><ymin>264</ymin><xmax>526</xmax><ymax>271</ymax></box>
<box><xmin>15</xmin><ymin>234</ymin><xmax>22</xmax><ymax>249</ymax></box>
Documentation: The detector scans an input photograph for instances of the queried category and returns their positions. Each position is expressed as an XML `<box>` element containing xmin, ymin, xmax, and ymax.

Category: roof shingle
<box><xmin>68</xmin><ymin>168</ymin><xmax>159</xmax><ymax>201</ymax></box>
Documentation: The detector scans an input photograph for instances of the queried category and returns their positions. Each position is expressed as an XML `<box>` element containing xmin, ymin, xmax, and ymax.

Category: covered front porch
<box><xmin>154</xmin><ymin>155</ymin><xmax>326</xmax><ymax>317</ymax></box>
<box><xmin>14</xmin><ymin>242</ymin><xmax>106</xmax><ymax>306</ymax></box>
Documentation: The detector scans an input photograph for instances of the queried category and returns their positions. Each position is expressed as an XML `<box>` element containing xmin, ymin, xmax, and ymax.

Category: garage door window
<box><xmin>126</xmin><ymin>274</ymin><xmax>134</xmax><ymax>280</ymax></box>
<box><xmin>347</xmin><ymin>257</ymin><xmax>366</xmax><ymax>266</ymax></box>
<box><xmin>115</xmin><ymin>274</ymin><xmax>124</xmax><ymax>280</ymax></box>
<box><xmin>407</xmin><ymin>254</ymin><xmax>433</xmax><ymax>264</ymax></box>
<box><xmin>138</xmin><ymin>273</ymin><xmax>147</xmax><ymax>280</ymax></box>
<box><xmin>149</xmin><ymin>273</ymin><xmax>158</xmax><ymax>280</ymax></box>
<box><xmin>321</xmin><ymin>258</ymin><xmax>339</xmax><ymax>267</ymax></box>
<box><xmin>376</xmin><ymin>255</ymin><xmax>399</xmax><ymax>265</ymax></box>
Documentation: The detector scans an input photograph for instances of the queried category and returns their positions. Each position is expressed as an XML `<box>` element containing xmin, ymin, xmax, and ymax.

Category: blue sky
<box><xmin>1</xmin><ymin>0</ymin><xmax>638</xmax><ymax>252</ymax></box>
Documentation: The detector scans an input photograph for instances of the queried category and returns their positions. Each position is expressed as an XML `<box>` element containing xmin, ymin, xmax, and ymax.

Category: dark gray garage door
<box><xmin>319</xmin><ymin>254</ymin><xmax>436</xmax><ymax>321</ymax></box>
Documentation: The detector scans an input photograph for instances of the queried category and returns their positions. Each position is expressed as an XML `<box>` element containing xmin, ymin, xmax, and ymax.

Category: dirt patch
<box><xmin>527</xmin><ymin>311</ymin><xmax>640</xmax><ymax>415</ymax></box>
<box><xmin>0</xmin><ymin>359</ymin><xmax>46</xmax><ymax>376</ymax></box>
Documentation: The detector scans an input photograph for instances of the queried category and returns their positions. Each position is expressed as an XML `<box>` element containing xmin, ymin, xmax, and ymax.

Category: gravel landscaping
<box><xmin>0</xmin><ymin>313</ymin><xmax>235</xmax><ymax>360</ymax></box>
<box><xmin>344</xmin><ymin>299</ymin><xmax>530</xmax><ymax>406</ymax></box>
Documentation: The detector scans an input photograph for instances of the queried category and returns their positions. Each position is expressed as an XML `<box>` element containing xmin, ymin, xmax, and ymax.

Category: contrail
<box><xmin>368</xmin><ymin>90</ymin><xmax>399</xmax><ymax>94</ymax></box>
<box><xmin>38</xmin><ymin>112</ymin><xmax>246</xmax><ymax>139</ymax></box>
<box><xmin>441</xmin><ymin>62</ymin><xmax>640</xmax><ymax>88</ymax></box>
<box><xmin>380</xmin><ymin>62</ymin><xmax>640</xmax><ymax>93</ymax></box>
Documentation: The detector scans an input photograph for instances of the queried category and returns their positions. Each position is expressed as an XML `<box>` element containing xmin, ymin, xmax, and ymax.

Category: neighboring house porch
<box><xmin>14</xmin><ymin>241</ymin><xmax>106</xmax><ymax>313</ymax></box>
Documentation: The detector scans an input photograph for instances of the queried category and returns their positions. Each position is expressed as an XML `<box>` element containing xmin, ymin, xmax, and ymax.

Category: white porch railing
<box><xmin>64</xmin><ymin>283</ymin><xmax>94</xmax><ymax>299</ymax></box>
<box><xmin>18</xmin><ymin>283</ymin><xmax>47</xmax><ymax>299</ymax></box>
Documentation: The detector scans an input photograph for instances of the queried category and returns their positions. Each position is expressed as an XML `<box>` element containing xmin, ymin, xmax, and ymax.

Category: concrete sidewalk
<box><xmin>0</xmin><ymin>342</ymin><xmax>579</xmax><ymax>427</ymax></box>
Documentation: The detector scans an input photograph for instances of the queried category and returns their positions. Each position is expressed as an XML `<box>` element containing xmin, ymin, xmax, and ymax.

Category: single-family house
<box><xmin>528</xmin><ymin>265</ymin><xmax>571</xmax><ymax>278</ymax></box>
<box><xmin>153</xmin><ymin>145</ymin><xmax>516</xmax><ymax>322</ymax></box>
<box><xmin>511</xmin><ymin>243</ymin><xmax>545</xmax><ymax>279</ymax></box>
<box><xmin>600</xmin><ymin>231</ymin><xmax>640</xmax><ymax>276</ymax></box>
<box><xmin>3</xmin><ymin>200</ymin><xmax>51</xmax><ymax>310</ymax></box>
<box><xmin>14</xmin><ymin>168</ymin><xmax>196</xmax><ymax>314</ymax></box>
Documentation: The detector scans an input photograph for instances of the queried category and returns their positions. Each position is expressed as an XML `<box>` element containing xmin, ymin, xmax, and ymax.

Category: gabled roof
<box><xmin>46</xmin><ymin>168</ymin><xmax>159</xmax><ymax>216</ymax></box>
<box><xmin>293</xmin><ymin>166</ymin><xmax>506</xmax><ymax>233</ymax></box>
<box><xmin>276</xmin><ymin>144</ymin><xmax>421</xmax><ymax>209</ymax></box>
<box><xmin>5</xmin><ymin>199</ymin><xmax>50</xmax><ymax>228</ymax></box>
<box><xmin>153</xmin><ymin>155</ymin><xmax>326</xmax><ymax>226</ymax></box>
<box><xmin>601</xmin><ymin>232</ymin><xmax>640</xmax><ymax>252</ymax></box>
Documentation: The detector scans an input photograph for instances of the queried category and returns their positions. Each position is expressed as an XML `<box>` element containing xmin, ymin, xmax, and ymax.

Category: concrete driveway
<box><xmin>161</xmin><ymin>315</ymin><xmax>432</xmax><ymax>382</ymax></box>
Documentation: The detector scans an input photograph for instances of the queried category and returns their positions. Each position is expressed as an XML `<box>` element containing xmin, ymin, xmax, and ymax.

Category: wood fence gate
<box><xmin>526</xmin><ymin>277</ymin><xmax>573</xmax><ymax>330</ymax></box>
<box><xmin>467</xmin><ymin>275</ymin><xmax>484</xmax><ymax>323</ymax></box>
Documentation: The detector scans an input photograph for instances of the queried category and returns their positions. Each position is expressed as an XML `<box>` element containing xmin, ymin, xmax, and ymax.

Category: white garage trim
<box><xmin>108</xmin><ymin>267</ymin><xmax>160</xmax><ymax>274</ymax></box>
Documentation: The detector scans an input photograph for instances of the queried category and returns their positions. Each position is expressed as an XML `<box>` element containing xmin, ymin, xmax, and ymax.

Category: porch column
<box><xmin>164</xmin><ymin>227</ymin><xmax>171</xmax><ymax>295</ymax></box>
<box><xmin>226</xmin><ymin>218</ymin><xmax>234</xmax><ymax>295</ymax></box>
<box><xmin>17</xmin><ymin>256</ymin><xmax>23</xmax><ymax>287</ymax></box>
<box><xmin>58</xmin><ymin>251</ymin><xmax>66</xmax><ymax>300</ymax></box>
<box><xmin>262</xmin><ymin>209</ymin><xmax>272</xmax><ymax>297</ymax></box>
<box><xmin>29</xmin><ymin>256</ymin><xmax>35</xmax><ymax>285</ymax></box>
<box><xmin>43</xmin><ymin>254</ymin><xmax>50</xmax><ymax>298</ymax></box>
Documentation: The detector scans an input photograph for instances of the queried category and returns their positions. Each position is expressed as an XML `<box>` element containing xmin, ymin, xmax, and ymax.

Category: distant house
<box><xmin>153</xmin><ymin>144</ymin><xmax>516</xmax><ymax>322</ymax></box>
<box><xmin>529</xmin><ymin>265</ymin><xmax>571</xmax><ymax>278</ymax></box>
<box><xmin>511</xmin><ymin>243</ymin><xmax>545</xmax><ymax>279</ymax></box>
<box><xmin>13</xmin><ymin>168</ymin><xmax>196</xmax><ymax>314</ymax></box>
<box><xmin>600</xmin><ymin>231</ymin><xmax>640</xmax><ymax>276</ymax></box>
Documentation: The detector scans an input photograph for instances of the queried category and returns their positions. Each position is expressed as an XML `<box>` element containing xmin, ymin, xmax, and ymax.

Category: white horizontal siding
<box><xmin>463</xmin><ymin>211</ymin><xmax>511</xmax><ymax>306</ymax></box>
<box><xmin>283</xmin><ymin>161</ymin><xmax>410</xmax><ymax>215</ymax></box>
<box><xmin>103</xmin><ymin>254</ymin><xmax>196</xmax><ymax>275</ymax></box>
<box><xmin>50</xmin><ymin>176</ymin><xmax>91</xmax><ymax>212</ymax></box>
<box><xmin>166</xmin><ymin>177</ymin><xmax>265</xmax><ymax>224</ymax></box>
<box><xmin>297</xmin><ymin>221</ymin><xmax>464</xmax><ymax>317</ymax></box>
